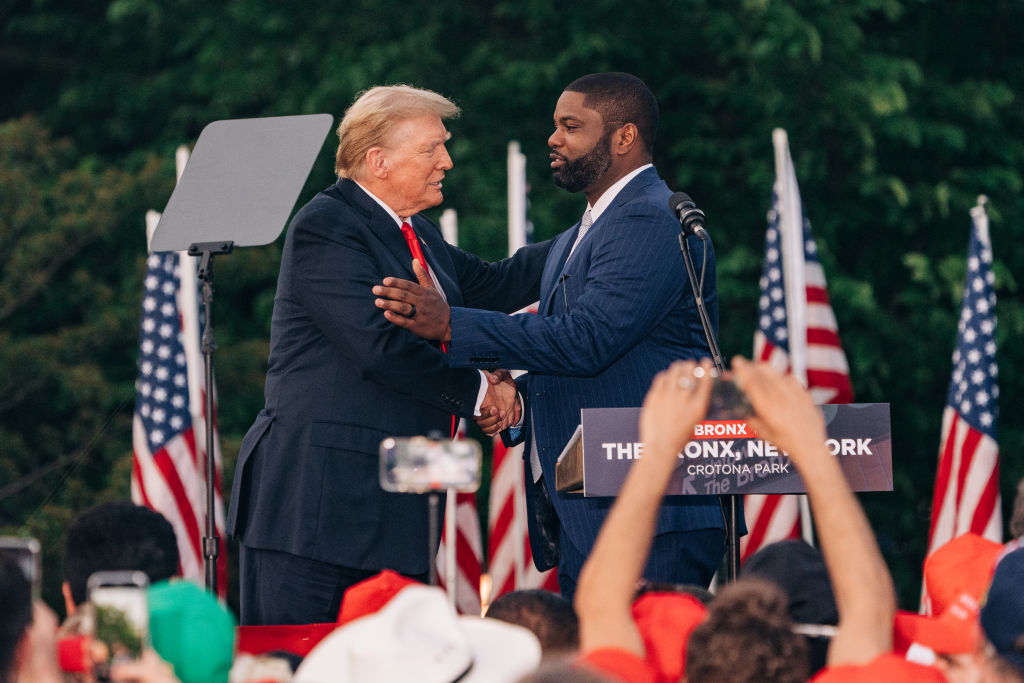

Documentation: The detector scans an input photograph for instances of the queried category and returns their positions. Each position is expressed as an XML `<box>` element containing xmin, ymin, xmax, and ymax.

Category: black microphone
<box><xmin>668</xmin><ymin>191</ymin><xmax>708</xmax><ymax>240</ymax></box>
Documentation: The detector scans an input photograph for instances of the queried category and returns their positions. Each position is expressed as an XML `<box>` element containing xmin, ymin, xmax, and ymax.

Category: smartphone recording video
<box><xmin>706</xmin><ymin>377</ymin><xmax>754</xmax><ymax>421</ymax></box>
<box><xmin>87</xmin><ymin>570</ymin><xmax>149</xmax><ymax>679</ymax></box>
<box><xmin>0</xmin><ymin>536</ymin><xmax>41</xmax><ymax>600</ymax></box>
<box><xmin>379</xmin><ymin>435</ymin><xmax>482</xmax><ymax>493</ymax></box>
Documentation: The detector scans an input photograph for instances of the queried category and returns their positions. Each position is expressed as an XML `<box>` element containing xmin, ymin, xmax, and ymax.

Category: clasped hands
<box><xmin>373</xmin><ymin>260</ymin><xmax>520</xmax><ymax>435</ymax></box>
<box><xmin>478</xmin><ymin>369</ymin><xmax>521</xmax><ymax>436</ymax></box>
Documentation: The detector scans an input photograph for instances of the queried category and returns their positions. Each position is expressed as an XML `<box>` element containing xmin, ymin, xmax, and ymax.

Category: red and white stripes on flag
<box><xmin>132</xmin><ymin>145</ymin><xmax>227</xmax><ymax>596</ymax></box>
<box><xmin>433</xmin><ymin>208</ymin><xmax>485</xmax><ymax>615</ymax></box>
<box><xmin>923</xmin><ymin>198</ymin><xmax>1001</xmax><ymax>612</ymax></box>
<box><xmin>486</xmin><ymin>141</ymin><xmax>559</xmax><ymax>601</ymax></box>
<box><xmin>488</xmin><ymin>429</ymin><xmax>560</xmax><ymax>597</ymax></box>
<box><xmin>744</xmin><ymin>129</ymin><xmax>854</xmax><ymax>563</ymax></box>
<box><xmin>131</xmin><ymin>208</ymin><xmax>228</xmax><ymax>596</ymax></box>
<box><xmin>436</xmin><ymin>487</ymin><xmax>484</xmax><ymax>615</ymax></box>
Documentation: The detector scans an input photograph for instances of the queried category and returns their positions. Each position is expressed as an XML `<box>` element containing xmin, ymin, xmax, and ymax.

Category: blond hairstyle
<box><xmin>334</xmin><ymin>85</ymin><xmax>460</xmax><ymax>178</ymax></box>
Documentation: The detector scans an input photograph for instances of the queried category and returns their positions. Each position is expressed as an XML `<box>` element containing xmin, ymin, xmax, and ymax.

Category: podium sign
<box><xmin>556</xmin><ymin>403</ymin><xmax>892</xmax><ymax>497</ymax></box>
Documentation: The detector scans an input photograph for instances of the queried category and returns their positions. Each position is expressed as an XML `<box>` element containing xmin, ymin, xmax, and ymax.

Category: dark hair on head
<box><xmin>564</xmin><ymin>72</ymin><xmax>659</xmax><ymax>155</ymax></box>
<box><xmin>0</xmin><ymin>554</ymin><xmax>33</xmax><ymax>681</ymax></box>
<box><xmin>519</xmin><ymin>660</ymin><xmax>616</xmax><ymax>682</ymax></box>
<box><xmin>685</xmin><ymin>579</ymin><xmax>809</xmax><ymax>683</ymax></box>
<box><xmin>63</xmin><ymin>501</ymin><xmax>180</xmax><ymax>605</ymax></box>
<box><xmin>485</xmin><ymin>589</ymin><xmax>579</xmax><ymax>657</ymax></box>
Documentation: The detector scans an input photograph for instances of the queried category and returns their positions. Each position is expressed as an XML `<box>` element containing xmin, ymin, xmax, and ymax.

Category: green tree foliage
<box><xmin>0</xmin><ymin>117</ymin><xmax>173</xmax><ymax>608</ymax></box>
<box><xmin>1</xmin><ymin>0</ymin><xmax>1021</xmax><ymax>608</ymax></box>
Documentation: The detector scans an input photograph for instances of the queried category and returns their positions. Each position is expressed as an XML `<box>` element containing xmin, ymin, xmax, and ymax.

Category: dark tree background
<box><xmin>1</xmin><ymin>0</ymin><xmax>1022</xmax><ymax>614</ymax></box>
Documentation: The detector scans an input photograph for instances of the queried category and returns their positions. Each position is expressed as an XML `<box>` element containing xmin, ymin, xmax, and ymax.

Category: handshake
<box><xmin>371</xmin><ymin>265</ymin><xmax>523</xmax><ymax>437</ymax></box>
<box><xmin>477</xmin><ymin>369</ymin><xmax>521</xmax><ymax>436</ymax></box>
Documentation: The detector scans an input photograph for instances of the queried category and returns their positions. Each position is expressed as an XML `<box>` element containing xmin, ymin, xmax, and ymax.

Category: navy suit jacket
<box><xmin>447</xmin><ymin>167</ymin><xmax>724</xmax><ymax>568</ymax></box>
<box><xmin>226</xmin><ymin>178</ymin><xmax>551</xmax><ymax>575</ymax></box>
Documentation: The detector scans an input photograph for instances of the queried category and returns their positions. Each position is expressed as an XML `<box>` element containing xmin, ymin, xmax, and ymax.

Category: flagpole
<box><xmin>507</xmin><ymin>141</ymin><xmax>530</xmax><ymax>587</ymax></box>
<box><xmin>773</xmin><ymin>129</ymin><xmax>815</xmax><ymax>546</ymax></box>
<box><xmin>772</xmin><ymin>129</ymin><xmax>808</xmax><ymax>386</ymax></box>
<box><xmin>173</xmin><ymin>147</ymin><xmax>227</xmax><ymax>576</ymax></box>
<box><xmin>507</xmin><ymin>142</ymin><xmax>528</xmax><ymax>255</ymax></box>
<box><xmin>175</xmin><ymin>147</ymin><xmax>206</xmax><ymax>459</ymax></box>
<box><xmin>440</xmin><ymin>208</ymin><xmax>458</xmax><ymax>246</ymax></box>
<box><xmin>973</xmin><ymin>194</ymin><xmax>989</xmax><ymax>244</ymax></box>
<box><xmin>439</xmin><ymin>208</ymin><xmax>460</xmax><ymax>607</ymax></box>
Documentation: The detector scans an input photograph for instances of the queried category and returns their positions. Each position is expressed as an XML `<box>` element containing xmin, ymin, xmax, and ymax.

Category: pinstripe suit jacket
<box><xmin>447</xmin><ymin>167</ymin><xmax>724</xmax><ymax>569</ymax></box>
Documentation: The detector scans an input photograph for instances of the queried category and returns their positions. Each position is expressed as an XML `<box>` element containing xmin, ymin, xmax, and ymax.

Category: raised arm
<box><xmin>731</xmin><ymin>356</ymin><xmax>895</xmax><ymax>666</ymax></box>
<box><xmin>574</xmin><ymin>360</ymin><xmax>714</xmax><ymax>655</ymax></box>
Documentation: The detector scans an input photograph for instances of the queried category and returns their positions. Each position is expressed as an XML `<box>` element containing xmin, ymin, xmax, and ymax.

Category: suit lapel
<box><xmin>338</xmin><ymin>180</ymin><xmax>460</xmax><ymax>303</ymax></box>
<box><xmin>411</xmin><ymin>216</ymin><xmax>463</xmax><ymax>307</ymax></box>
<box><xmin>338</xmin><ymin>179</ymin><xmax>412</xmax><ymax>277</ymax></box>
<box><xmin>540</xmin><ymin>225</ymin><xmax>580</xmax><ymax>314</ymax></box>
<box><xmin>539</xmin><ymin>168</ymin><xmax>663</xmax><ymax>315</ymax></box>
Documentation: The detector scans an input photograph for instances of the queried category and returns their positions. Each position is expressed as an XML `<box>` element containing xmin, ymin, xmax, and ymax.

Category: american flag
<box><xmin>488</xmin><ymin>427</ymin><xmax>559</xmax><ymax>598</ymax></box>
<box><xmin>131</xmin><ymin>212</ymin><xmax>227</xmax><ymax>595</ymax></box>
<box><xmin>436</xmin><ymin>487</ymin><xmax>483</xmax><ymax>615</ymax></box>
<box><xmin>436</xmin><ymin>417</ymin><xmax>484</xmax><ymax>615</ymax></box>
<box><xmin>923</xmin><ymin>197</ymin><xmax>1001</xmax><ymax>612</ymax></box>
<box><xmin>745</xmin><ymin>129</ymin><xmax>854</xmax><ymax>563</ymax></box>
<box><xmin>486</xmin><ymin>141</ymin><xmax>559</xmax><ymax>602</ymax></box>
<box><xmin>433</xmin><ymin>208</ymin><xmax>484</xmax><ymax>615</ymax></box>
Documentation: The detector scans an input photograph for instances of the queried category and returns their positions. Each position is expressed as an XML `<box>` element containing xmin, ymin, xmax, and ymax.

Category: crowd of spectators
<box><xmin>2</xmin><ymin>357</ymin><xmax>1022</xmax><ymax>682</ymax></box>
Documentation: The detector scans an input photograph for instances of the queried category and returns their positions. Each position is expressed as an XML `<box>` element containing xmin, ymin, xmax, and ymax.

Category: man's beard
<box><xmin>552</xmin><ymin>129</ymin><xmax>613</xmax><ymax>193</ymax></box>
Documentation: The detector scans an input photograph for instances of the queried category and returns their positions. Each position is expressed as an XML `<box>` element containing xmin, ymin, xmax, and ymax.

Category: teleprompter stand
<box><xmin>151</xmin><ymin>114</ymin><xmax>333</xmax><ymax>593</ymax></box>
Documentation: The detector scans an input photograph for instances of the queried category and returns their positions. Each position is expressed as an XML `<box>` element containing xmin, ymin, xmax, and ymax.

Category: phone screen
<box><xmin>0</xmin><ymin>537</ymin><xmax>41</xmax><ymax>599</ymax></box>
<box><xmin>379</xmin><ymin>436</ymin><xmax>482</xmax><ymax>493</ymax></box>
<box><xmin>87</xmin><ymin>570</ymin><xmax>149</xmax><ymax>676</ymax></box>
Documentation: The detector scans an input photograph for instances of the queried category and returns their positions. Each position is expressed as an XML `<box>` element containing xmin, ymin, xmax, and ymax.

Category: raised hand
<box><xmin>639</xmin><ymin>359</ymin><xmax>714</xmax><ymax>458</ymax></box>
<box><xmin>373</xmin><ymin>259</ymin><xmax>452</xmax><ymax>342</ymax></box>
<box><xmin>730</xmin><ymin>356</ymin><xmax>827</xmax><ymax>465</ymax></box>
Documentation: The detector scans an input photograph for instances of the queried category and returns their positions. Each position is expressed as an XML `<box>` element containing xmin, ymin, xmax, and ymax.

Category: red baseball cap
<box><xmin>632</xmin><ymin>592</ymin><xmax>707</xmax><ymax>683</ymax></box>
<box><xmin>921</xmin><ymin>533</ymin><xmax>1000</xmax><ymax>616</ymax></box>
<box><xmin>894</xmin><ymin>592</ymin><xmax>980</xmax><ymax>660</ymax></box>
<box><xmin>337</xmin><ymin>569</ymin><xmax>420</xmax><ymax>624</ymax></box>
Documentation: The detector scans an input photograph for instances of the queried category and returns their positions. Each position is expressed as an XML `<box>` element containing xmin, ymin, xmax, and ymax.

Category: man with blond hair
<box><xmin>227</xmin><ymin>84</ymin><xmax>551</xmax><ymax>625</ymax></box>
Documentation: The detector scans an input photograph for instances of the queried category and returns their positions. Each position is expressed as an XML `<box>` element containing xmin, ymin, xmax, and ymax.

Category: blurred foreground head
<box><xmin>685</xmin><ymin>578</ymin><xmax>809</xmax><ymax>683</ymax></box>
<box><xmin>486</xmin><ymin>589</ymin><xmax>579</xmax><ymax>659</ymax></box>
<box><xmin>62</xmin><ymin>501</ymin><xmax>179</xmax><ymax>606</ymax></box>
<box><xmin>0</xmin><ymin>554</ymin><xmax>33</xmax><ymax>681</ymax></box>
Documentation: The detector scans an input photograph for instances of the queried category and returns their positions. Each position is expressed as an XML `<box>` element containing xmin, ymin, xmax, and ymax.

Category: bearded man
<box><xmin>374</xmin><ymin>73</ymin><xmax>726</xmax><ymax>598</ymax></box>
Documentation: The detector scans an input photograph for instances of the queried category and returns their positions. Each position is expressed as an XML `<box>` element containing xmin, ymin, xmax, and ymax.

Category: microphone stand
<box><xmin>677</xmin><ymin>231</ymin><xmax>740</xmax><ymax>582</ymax></box>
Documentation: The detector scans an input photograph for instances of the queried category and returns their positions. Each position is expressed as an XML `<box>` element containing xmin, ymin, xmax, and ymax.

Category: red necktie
<box><xmin>401</xmin><ymin>222</ymin><xmax>456</xmax><ymax>436</ymax></box>
<box><xmin>400</xmin><ymin>222</ymin><xmax>428</xmax><ymax>275</ymax></box>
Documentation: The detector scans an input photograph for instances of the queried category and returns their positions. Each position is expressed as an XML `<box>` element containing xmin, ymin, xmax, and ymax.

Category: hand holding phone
<box><xmin>379</xmin><ymin>436</ymin><xmax>482</xmax><ymax>493</ymax></box>
<box><xmin>0</xmin><ymin>536</ymin><xmax>41</xmax><ymax>600</ymax></box>
<box><xmin>707</xmin><ymin>376</ymin><xmax>754</xmax><ymax>421</ymax></box>
<box><xmin>87</xmin><ymin>570</ymin><xmax>150</xmax><ymax>681</ymax></box>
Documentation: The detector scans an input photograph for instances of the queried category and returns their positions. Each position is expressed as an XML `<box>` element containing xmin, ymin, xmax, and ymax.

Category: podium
<box><xmin>555</xmin><ymin>403</ymin><xmax>893</xmax><ymax>497</ymax></box>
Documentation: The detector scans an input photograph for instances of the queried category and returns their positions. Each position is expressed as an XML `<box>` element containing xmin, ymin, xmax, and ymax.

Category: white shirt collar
<box><xmin>586</xmin><ymin>163</ymin><xmax>653</xmax><ymax>222</ymax></box>
<box><xmin>353</xmin><ymin>179</ymin><xmax>404</xmax><ymax>226</ymax></box>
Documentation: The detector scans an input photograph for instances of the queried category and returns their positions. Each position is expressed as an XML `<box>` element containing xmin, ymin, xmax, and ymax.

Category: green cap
<box><xmin>148</xmin><ymin>580</ymin><xmax>236</xmax><ymax>683</ymax></box>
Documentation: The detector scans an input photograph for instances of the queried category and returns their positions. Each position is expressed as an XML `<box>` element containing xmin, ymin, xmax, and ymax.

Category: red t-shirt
<box><xmin>577</xmin><ymin>647</ymin><xmax>659</xmax><ymax>683</ymax></box>
<box><xmin>578</xmin><ymin>593</ymin><xmax>708</xmax><ymax>683</ymax></box>
<box><xmin>811</xmin><ymin>653</ymin><xmax>948</xmax><ymax>682</ymax></box>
